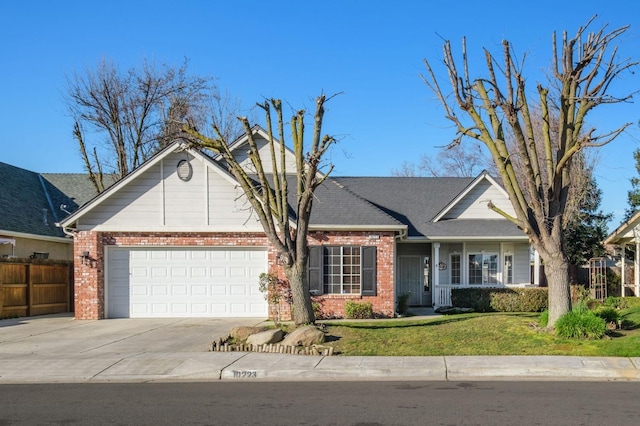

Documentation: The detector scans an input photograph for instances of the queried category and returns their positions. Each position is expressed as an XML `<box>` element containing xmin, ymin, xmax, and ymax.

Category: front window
<box><xmin>323</xmin><ymin>246</ymin><xmax>361</xmax><ymax>294</ymax></box>
<box><xmin>468</xmin><ymin>253</ymin><xmax>498</xmax><ymax>285</ymax></box>
<box><xmin>504</xmin><ymin>254</ymin><xmax>513</xmax><ymax>285</ymax></box>
<box><xmin>450</xmin><ymin>253</ymin><xmax>461</xmax><ymax>285</ymax></box>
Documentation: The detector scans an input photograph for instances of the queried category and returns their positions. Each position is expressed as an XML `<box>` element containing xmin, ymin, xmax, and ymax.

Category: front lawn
<box><xmin>321</xmin><ymin>307</ymin><xmax>640</xmax><ymax>356</ymax></box>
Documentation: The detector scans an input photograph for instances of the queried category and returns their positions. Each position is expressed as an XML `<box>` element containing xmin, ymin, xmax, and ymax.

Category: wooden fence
<box><xmin>0</xmin><ymin>260</ymin><xmax>72</xmax><ymax>318</ymax></box>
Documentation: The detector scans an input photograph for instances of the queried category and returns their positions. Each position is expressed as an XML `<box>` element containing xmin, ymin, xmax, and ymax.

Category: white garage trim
<box><xmin>106</xmin><ymin>246</ymin><xmax>268</xmax><ymax>318</ymax></box>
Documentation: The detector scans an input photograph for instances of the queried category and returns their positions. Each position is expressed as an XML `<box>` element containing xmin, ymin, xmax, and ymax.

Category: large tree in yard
<box><xmin>184</xmin><ymin>95</ymin><xmax>337</xmax><ymax>325</ymax></box>
<box><xmin>422</xmin><ymin>18</ymin><xmax>637</xmax><ymax>326</ymax></box>
<box><xmin>65</xmin><ymin>59</ymin><xmax>236</xmax><ymax>192</ymax></box>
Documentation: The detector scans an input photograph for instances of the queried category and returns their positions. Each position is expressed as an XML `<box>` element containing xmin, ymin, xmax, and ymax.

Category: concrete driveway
<box><xmin>0</xmin><ymin>313</ymin><xmax>265</xmax><ymax>356</ymax></box>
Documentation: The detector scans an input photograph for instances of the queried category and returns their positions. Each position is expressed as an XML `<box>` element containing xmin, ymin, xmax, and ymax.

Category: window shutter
<box><xmin>361</xmin><ymin>246</ymin><xmax>377</xmax><ymax>296</ymax></box>
<box><xmin>307</xmin><ymin>246</ymin><xmax>323</xmax><ymax>295</ymax></box>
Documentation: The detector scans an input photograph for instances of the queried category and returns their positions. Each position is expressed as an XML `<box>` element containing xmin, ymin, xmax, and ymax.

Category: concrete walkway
<box><xmin>1</xmin><ymin>314</ymin><xmax>639</xmax><ymax>383</ymax></box>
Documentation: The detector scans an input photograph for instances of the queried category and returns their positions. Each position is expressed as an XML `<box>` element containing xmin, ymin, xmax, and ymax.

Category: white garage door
<box><xmin>107</xmin><ymin>247</ymin><xmax>268</xmax><ymax>318</ymax></box>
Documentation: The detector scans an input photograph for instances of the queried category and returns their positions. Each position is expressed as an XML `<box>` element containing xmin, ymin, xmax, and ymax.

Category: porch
<box><xmin>396</xmin><ymin>240</ymin><xmax>533</xmax><ymax>309</ymax></box>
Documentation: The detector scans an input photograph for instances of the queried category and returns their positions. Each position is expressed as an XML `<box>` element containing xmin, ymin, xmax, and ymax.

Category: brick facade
<box><xmin>73</xmin><ymin>230</ymin><xmax>396</xmax><ymax>320</ymax></box>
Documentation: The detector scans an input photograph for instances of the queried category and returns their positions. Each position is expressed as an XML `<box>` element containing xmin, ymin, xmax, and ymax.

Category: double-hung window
<box><xmin>468</xmin><ymin>253</ymin><xmax>498</xmax><ymax>285</ymax></box>
<box><xmin>450</xmin><ymin>253</ymin><xmax>461</xmax><ymax>285</ymax></box>
<box><xmin>308</xmin><ymin>246</ymin><xmax>377</xmax><ymax>296</ymax></box>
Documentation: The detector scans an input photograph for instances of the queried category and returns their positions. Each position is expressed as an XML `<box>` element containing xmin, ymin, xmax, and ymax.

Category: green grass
<box><xmin>322</xmin><ymin>307</ymin><xmax>640</xmax><ymax>356</ymax></box>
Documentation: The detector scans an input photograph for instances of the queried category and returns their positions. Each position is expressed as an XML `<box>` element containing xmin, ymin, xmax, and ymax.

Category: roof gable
<box><xmin>432</xmin><ymin>171</ymin><xmax>514</xmax><ymax>222</ymax></box>
<box><xmin>334</xmin><ymin>174</ymin><xmax>525</xmax><ymax>240</ymax></box>
<box><xmin>225</xmin><ymin>126</ymin><xmax>298</xmax><ymax>175</ymax></box>
<box><xmin>59</xmin><ymin>141</ymin><xmax>260</xmax><ymax>231</ymax></box>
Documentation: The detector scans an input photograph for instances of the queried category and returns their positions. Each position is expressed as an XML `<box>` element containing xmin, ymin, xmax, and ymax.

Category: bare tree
<box><xmin>392</xmin><ymin>141</ymin><xmax>493</xmax><ymax>177</ymax></box>
<box><xmin>184</xmin><ymin>95</ymin><xmax>337</xmax><ymax>325</ymax></box>
<box><xmin>422</xmin><ymin>18</ymin><xmax>636</xmax><ymax>326</ymax></box>
<box><xmin>66</xmin><ymin>58</ymin><xmax>218</xmax><ymax>192</ymax></box>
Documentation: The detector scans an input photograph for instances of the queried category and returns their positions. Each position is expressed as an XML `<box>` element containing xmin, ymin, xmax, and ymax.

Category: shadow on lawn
<box><xmin>324</xmin><ymin>315</ymin><xmax>479</xmax><ymax>330</ymax></box>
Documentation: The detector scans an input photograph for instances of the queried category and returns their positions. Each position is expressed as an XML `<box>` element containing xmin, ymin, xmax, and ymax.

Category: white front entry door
<box><xmin>107</xmin><ymin>247</ymin><xmax>268</xmax><ymax>318</ymax></box>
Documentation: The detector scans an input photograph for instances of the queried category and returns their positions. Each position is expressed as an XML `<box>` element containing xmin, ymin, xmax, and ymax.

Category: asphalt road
<box><xmin>1</xmin><ymin>381</ymin><xmax>639</xmax><ymax>425</ymax></box>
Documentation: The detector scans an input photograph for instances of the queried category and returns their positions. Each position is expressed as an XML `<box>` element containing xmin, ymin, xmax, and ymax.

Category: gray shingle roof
<box><xmin>304</xmin><ymin>178</ymin><xmax>404</xmax><ymax>227</ymax></box>
<box><xmin>333</xmin><ymin>177</ymin><xmax>526</xmax><ymax>239</ymax></box>
<box><xmin>0</xmin><ymin>162</ymin><xmax>100</xmax><ymax>238</ymax></box>
<box><xmin>41</xmin><ymin>173</ymin><xmax>102</xmax><ymax>217</ymax></box>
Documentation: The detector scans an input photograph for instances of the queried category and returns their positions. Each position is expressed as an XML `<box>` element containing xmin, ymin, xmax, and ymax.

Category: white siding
<box><xmin>164</xmin><ymin>154</ymin><xmax>206</xmax><ymax>226</ymax></box>
<box><xmin>235</xmin><ymin>135</ymin><xmax>298</xmax><ymax>175</ymax></box>
<box><xmin>443</xmin><ymin>179</ymin><xmax>515</xmax><ymax>219</ymax></box>
<box><xmin>77</xmin><ymin>151</ymin><xmax>263</xmax><ymax>232</ymax></box>
<box><xmin>79</xmin><ymin>163</ymin><xmax>164</xmax><ymax>229</ymax></box>
<box><xmin>512</xmin><ymin>243</ymin><xmax>531</xmax><ymax>285</ymax></box>
<box><xmin>207</xmin><ymin>168</ymin><xmax>262</xmax><ymax>228</ymax></box>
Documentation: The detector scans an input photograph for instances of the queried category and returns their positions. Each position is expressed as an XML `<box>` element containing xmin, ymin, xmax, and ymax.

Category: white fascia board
<box><xmin>0</xmin><ymin>230</ymin><xmax>71</xmax><ymax>243</ymax></box>
<box><xmin>432</xmin><ymin>171</ymin><xmax>509</xmax><ymax>222</ymax></box>
<box><xmin>605</xmin><ymin>210</ymin><xmax>640</xmax><ymax>244</ymax></box>
<box><xmin>73</xmin><ymin>224</ymin><xmax>266</xmax><ymax>233</ymax></box>
<box><xmin>308</xmin><ymin>224</ymin><xmax>407</xmax><ymax>232</ymax></box>
<box><xmin>426</xmin><ymin>235</ymin><xmax>529</xmax><ymax>241</ymax></box>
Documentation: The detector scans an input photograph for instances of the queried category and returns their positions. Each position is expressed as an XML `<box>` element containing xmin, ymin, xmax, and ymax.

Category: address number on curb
<box><xmin>232</xmin><ymin>370</ymin><xmax>258</xmax><ymax>378</ymax></box>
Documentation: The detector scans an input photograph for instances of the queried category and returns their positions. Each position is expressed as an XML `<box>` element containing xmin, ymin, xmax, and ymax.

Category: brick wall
<box><xmin>74</xmin><ymin>230</ymin><xmax>396</xmax><ymax>320</ymax></box>
<box><xmin>270</xmin><ymin>231</ymin><xmax>396</xmax><ymax>320</ymax></box>
<box><xmin>74</xmin><ymin>231</ymin><xmax>268</xmax><ymax>319</ymax></box>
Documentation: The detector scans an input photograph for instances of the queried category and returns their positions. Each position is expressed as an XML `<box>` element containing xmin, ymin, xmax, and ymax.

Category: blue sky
<box><xmin>1</xmin><ymin>1</ymin><xmax>639</xmax><ymax>230</ymax></box>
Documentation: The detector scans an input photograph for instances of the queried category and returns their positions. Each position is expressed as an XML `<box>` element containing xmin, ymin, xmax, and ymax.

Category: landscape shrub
<box><xmin>452</xmin><ymin>288</ymin><xmax>548</xmax><ymax>312</ymax></box>
<box><xmin>554</xmin><ymin>306</ymin><xmax>606</xmax><ymax>339</ymax></box>
<box><xmin>396</xmin><ymin>292</ymin><xmax>411</xmax><ymax>315</ymax></box>
<box><xmin>594</xmin><ymin>306</ymin><xmax>620</xmax><ymax>324</ymax></box>
<box><xmin>621</xmin><ymin>297</ymin><xmax>640</xmax><ymax>308</ymax></box>
<box><xmin>345</xmin><ymin>301</ymin><xmax>374</xmax><ymax>319</ymax></box>
<box><xmin>570</xmin><ymin>284</ymin><xmax>590</xmax><ymax>304</ymax></box>
<box><xmin>604</xmin><ymin>296</ymin><xmax>623</xmax><ymax>308</ymax></box>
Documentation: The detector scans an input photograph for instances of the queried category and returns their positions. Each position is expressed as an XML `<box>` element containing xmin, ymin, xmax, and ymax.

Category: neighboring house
<box><xmin>0</xmin><ymin>162</ymin><xmax>96</xmax><ymax>260</ymax></box>
<box><xmin>604</xmin><ymin>211</ymin><xmax>640</xmax><ymax>296</ymax></box>
<box><xmin>59</xmin><ymin>127</ymin><xmax>533</xmax><ymax>320</ymax></box>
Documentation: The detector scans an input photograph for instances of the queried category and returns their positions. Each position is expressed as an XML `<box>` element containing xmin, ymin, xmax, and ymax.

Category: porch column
<box><xmin>433</xmin><ymin>243</ymin><xmax>441</xmax><ymax>307</ymax></box>
<box><xmin>633</xmin><ymin>240</ymin><xmax>640</xmax><ymax>297</ymax></box>
<box><xmin>621</xmin><ymin>244</ymin><xmax>626</xmax><ymax>297</ymax></box>
<box><xmin>433</xmin><ymin>243</ymin><xmax>440</xmax><ymax>289</ymax></box>
<box><xmin>533</xmin><ymin>249</ymin><xmax>540</xmax><ymax>286</ymax></box>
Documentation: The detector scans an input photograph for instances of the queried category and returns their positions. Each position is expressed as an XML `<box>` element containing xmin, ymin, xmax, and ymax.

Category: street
<box><xmin>1</xmin><ymin>381</ymin><xmax>638</xmax><ymax>425</ymax></box>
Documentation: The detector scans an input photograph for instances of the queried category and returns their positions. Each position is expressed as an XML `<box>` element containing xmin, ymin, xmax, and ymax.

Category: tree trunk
<box><xmin>544</xmin><ymin>255</ymin><xmax>572</xmax><ymax>326</ymax></box>
<box><xmin>284</xmin><ymin>261</ymin><xmax>315</xmax><ymax>325</ymax></box>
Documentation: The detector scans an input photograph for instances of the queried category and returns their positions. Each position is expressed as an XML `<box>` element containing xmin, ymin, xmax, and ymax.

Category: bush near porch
<box><xmin>451</xmin><ymin>287</ymin><xmax>548</xmax><ymax>313</ymax></box>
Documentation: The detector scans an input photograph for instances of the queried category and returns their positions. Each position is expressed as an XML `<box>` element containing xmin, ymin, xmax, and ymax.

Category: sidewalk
<box><xmin>1</xmin><ymin>351</ymin><xmax>639</xmax><ymax>383</ymax></box>
<box><xmin>1</xmin><ymin>313</ymin><xmax>639</xmax><ymax>383</ymax></box>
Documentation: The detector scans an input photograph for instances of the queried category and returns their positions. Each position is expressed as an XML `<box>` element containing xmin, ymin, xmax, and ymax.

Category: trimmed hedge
<box><xmin>451</xmin><ymin>287</ymin><xmax>548</xmax><ymax>313</ymax></box>
<box><xmin>345</xmin><ymin>301</ymin><xmax>374</xmax><ymax>319</ymax></box>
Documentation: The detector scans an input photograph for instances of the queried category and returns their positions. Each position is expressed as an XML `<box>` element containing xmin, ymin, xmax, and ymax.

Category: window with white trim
<box><xmin>468</xmin><ymin>253</ymin><xmax>498</xmax><ymax>285</ymax></box>
<box><xmin>504</xmin><ymin>253</ymin><xmax>514</xmax><ymax>285</ymax></box>
<box><xmin>450</xmin><ymin>253</ymin><xmax>461</xmax><ymax>285</ymax></box>
<box><xmin>323</xmin><ymin>246</ymin><xmax>361</xmax><ymax>294</ymax></box>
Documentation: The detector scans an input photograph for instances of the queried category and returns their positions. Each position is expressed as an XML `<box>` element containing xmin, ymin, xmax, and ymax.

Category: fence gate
<box><xmin>0</xmin><ymin>261</ymin><xmax>72</xmax><ymax>318</ymax></box>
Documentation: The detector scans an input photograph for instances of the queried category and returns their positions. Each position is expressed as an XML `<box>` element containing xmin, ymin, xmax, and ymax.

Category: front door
<box><xmin>397</xmin><ymin>256</ymin><xmax>432</xmax><ymax>306</ymax></box>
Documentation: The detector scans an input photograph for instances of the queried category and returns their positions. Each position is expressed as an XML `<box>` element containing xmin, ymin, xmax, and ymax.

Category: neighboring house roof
<box><xmin>605</xmin><ymin>210</ymin><xmax>640</xmax><ymax>245</ymax></box>
<box><xmin>0</xmin><ymin>162</ymin><xmax>99</xmax><ymax>240</ymax></box>
<box><xmin>333</xmin><ymin>176</ymin><xmax>526</xmax><ymax>240</ymax></box>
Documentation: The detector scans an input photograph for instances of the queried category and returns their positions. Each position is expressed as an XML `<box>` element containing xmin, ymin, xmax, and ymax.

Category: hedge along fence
<box><xmin>451</xmin><ymin>287</ymin><xmax>548</xmax><ymax>313</ymax></box>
